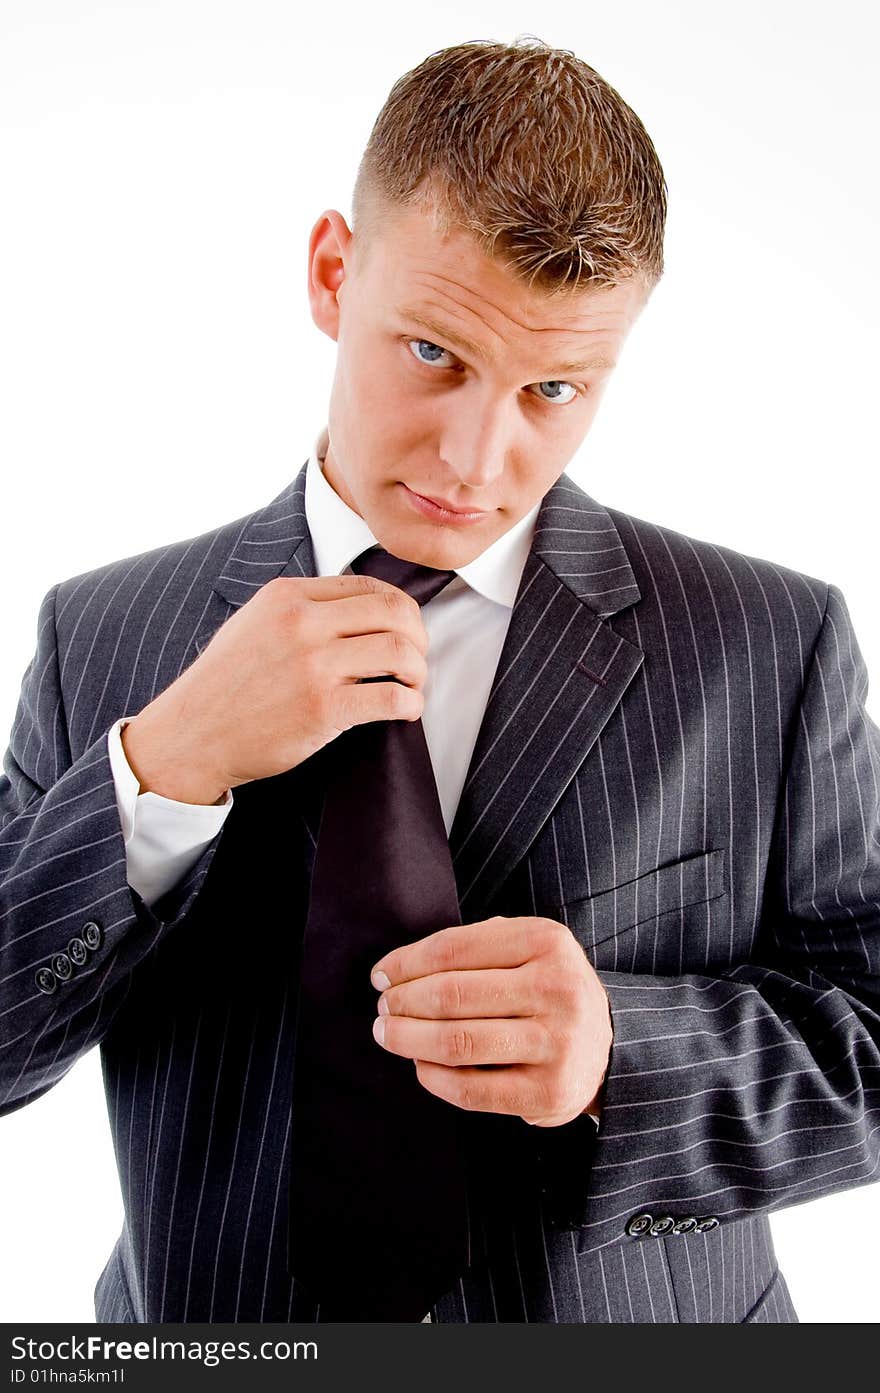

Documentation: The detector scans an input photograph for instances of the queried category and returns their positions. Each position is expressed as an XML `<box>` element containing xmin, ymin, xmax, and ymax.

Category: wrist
<box><xmin>121</xmin><ymin>706</ymin><xmax>228</xmax><ymax>806</ymax></box>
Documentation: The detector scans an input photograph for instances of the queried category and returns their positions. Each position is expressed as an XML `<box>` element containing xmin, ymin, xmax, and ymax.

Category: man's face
<box><xmin>308</xmin><ymin>200</ymin><xmax>649</xmax><ymax>570</ymax></box>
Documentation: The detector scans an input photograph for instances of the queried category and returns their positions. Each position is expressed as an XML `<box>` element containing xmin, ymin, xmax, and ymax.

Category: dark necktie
<box><xmin>288</xmin><ymin>545</ymin><xmax>471</xmax><ymax>1320</ymax></box>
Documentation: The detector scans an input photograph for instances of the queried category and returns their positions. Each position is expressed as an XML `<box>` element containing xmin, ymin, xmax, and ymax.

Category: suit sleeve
<box><xmin>0</xmin><ymin>583</ymin><xmax>226</xmax><ymax>1117</ymax></box>
<box><xmin>535</xmin><ymin>581</ymin><xmax>880</xmax><ymax>1253</ymax></box>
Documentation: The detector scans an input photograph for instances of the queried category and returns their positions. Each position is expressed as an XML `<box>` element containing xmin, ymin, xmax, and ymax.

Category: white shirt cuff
<box><xmin>108</xmin><ymin>717</ymin><xmax>233</xmax><ymax>907</ymax></box>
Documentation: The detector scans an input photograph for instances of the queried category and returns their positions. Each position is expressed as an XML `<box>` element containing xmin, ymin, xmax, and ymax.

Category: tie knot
<box><xmin>351</xmin><ymin>547</ymin><xmax>457</xmax><ymax>608</ymax></box>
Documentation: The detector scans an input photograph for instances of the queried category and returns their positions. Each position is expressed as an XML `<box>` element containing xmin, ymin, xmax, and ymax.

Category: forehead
<box><xmin>355</xmin><ymin>200</ymin><xmax>646</xmax><ymax>346</ymax></box>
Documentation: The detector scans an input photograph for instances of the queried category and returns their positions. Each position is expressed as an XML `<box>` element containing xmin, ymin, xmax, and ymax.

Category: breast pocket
<box><xmin>550</xmin><ymin>848</ymin><xmax>728</xmax><ymax>974</ymax></box>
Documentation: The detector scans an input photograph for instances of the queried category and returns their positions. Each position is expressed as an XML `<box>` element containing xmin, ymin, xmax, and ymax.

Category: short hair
<box><xmin>350</xmin><ymin>36</ymin><xmax>668</xmax><ymax>298</ymax></box>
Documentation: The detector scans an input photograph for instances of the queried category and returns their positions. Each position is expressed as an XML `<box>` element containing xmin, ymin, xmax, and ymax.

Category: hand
<box><xmin>370</xmin><ymin>915</ymin><xmax>613</xmax><ymax>1127</ymax></box>
<box><xmin>120</xmin><ymin>574</ymin><xmax>430</xmax><ymax>804</ymax></box>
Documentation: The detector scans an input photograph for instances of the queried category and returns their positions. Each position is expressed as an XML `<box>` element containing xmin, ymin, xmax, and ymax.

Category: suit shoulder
<box><xmin>605</xmin><ymin>502</ymin><xmax>831</xmax><ymax>621</ymax></box>
<box><xmin>53</xmin><ymin>506</ymin><xmax>255</xmax><ymax>613</ymax></box>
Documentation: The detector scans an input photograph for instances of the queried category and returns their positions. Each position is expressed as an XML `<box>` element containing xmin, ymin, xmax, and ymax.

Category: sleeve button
<box><xmin>51</xmin><ymin>952</ymin><xmax>73</xmax><ymax>981</ymax></box>
<box><xmin>35</xmin><ymin>966</ymin><xmax>57</xmax><ymax>994</ymax></box>
<box><xmin>82</xmin><ymin>921</ymin><xmax>102</xmax><ymax>950</ymax></box>
<box><xmin>649</xmin><ymin>1215</ymin><xmax>676</xmax><ymax>1236</ymax></box>
<box><xmin>68</xmin><ymin>937</ymin><xmax>88</xmax><ymax>966</ymax></box>
<box><xmin>625</xmin><ymin>1212</ymin><xmax>653</xmax><ymax>1237</ymax></box>
<box><xmin>672</xmin><ymin>1217</ymin><xmax>697</xmax><ymax>1234</ymax></box>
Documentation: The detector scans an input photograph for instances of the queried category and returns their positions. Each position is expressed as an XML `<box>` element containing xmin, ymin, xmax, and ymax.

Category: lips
<box><xmin>399</xmin><ymin>483</ymin><xmax>490</xmax><ymax>526</ymax></box>
<box><xmin>411</xmin><ymin>489</ymin><xmax>488</xmax><ymax>515</ymax></box>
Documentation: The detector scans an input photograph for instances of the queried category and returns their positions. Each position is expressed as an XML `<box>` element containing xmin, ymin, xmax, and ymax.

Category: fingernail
<box><xmin>372</xmin><ymin>969</ymin><xmax>391</xmax><ymax>990</ymax></box>
<box><xmin>373</xmin><ymin>1015</ymin><xmax>386</xmax><ymax>1045</ymax></box>
<box><xmin>377</xmin><ymin>995</ymin><xmax>389</xmax><ymax>1015</ymax></box>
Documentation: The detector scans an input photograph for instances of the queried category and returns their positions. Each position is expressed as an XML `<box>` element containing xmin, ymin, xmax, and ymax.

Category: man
<box><xmin>1</xmin><ymin>37</ymin><xmax>878</xmax><ymax>1324</ymax></box>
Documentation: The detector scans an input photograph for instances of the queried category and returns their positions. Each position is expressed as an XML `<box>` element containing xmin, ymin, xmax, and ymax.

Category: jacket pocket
<box><xmin>550</xmin><ymin>848</ymin><xmax>727</xmax><ymax>952</ymax></box>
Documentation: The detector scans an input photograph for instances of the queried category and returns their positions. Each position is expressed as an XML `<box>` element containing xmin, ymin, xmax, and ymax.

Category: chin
<box><xmin>379</xmin><ymin>527</ymin><xmax>470</xmax><ymax>569</ymax></box>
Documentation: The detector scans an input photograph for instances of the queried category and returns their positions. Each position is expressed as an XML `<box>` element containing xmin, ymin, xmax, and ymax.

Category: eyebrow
<box><xmin>399</xmin><ymin>308</ymin><xmax>617</xmax><ymax>376</ymax></box>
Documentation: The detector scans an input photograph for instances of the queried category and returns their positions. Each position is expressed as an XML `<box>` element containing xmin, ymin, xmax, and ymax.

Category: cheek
<box><xmin>347</xmin><ymin>349</ymin><xmax>409</xmax><ymax>426</ymax></box>
<box><xmin>504</xmin><ymin>450</ymin><xmax>568</xmax><ymax>514</ymax></box>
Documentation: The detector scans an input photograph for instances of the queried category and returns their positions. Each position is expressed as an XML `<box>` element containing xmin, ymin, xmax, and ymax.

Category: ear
<box><xmin>307</xmin><ymin>209</ymin><xmax>353</xmax><ymax>342</ymax></box>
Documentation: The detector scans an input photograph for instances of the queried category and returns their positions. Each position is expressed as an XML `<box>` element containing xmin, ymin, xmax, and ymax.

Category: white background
<box><xmin>1</xmin><ymin>0</ymin><xmax>878</xmax><ymax>1323</ymax></box>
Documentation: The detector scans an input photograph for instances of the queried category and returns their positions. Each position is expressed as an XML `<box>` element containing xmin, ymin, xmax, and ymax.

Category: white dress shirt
<box><xmin>108</xmin><ymin>424</ymin><xmax>541</xmax><ymax>907</ymax></box>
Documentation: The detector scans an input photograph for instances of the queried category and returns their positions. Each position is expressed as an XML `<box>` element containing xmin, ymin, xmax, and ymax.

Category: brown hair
<box><xmin>350</xmin><ymin>36</ymin><xmax>668</xmax><ymax>297</ymax></box>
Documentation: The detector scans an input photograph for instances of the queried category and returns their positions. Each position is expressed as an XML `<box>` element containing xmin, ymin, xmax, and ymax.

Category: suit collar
<box><xmin>210</xmin><ymin>457</ymin><xmax>642</xmax><ymax>620</ymax></box>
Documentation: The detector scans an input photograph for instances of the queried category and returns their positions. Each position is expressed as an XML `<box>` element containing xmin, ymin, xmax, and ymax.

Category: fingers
<box><xmin>378</xmin><ymin>965</ymin><xmax>539</xmax><ymax>1020</ymax></box>
<box><xmin>333</xmin><ymin>662</ymin><xmax>425</xmax><ymax>727</ymax></box>
<box><xmin>372</xmin><ymin>916</ymin><xmax>563</xmax><ymax>987</ymax></box>
<box><xmin>328</xmin><ymin>630</ymin><xmax>427</xmax><ymax>687</ymax></box>
<box><xmin>304</xmin><ymin>582</ymin><xmax>430</xmax><ymax>726</ymax></box>
<box><xmin>413</xmin><ymin>1060</ymin><xmax>549</xmax><ymax>1117</ymax></box>
<box><xmin>373</xmin><ymin>1012</ymin><xmax>552</xmax><ymax>1067</ymax></box>
<box><xmin>303</xmin><ymin>577</ymin><xmax>429</xmax><ymax>655</ymax></box>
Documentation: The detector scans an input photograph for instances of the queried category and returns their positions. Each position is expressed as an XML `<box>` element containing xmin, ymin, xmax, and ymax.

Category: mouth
<box><xmin>400</xmin><ymin>484</ymin><xmax>491</xmax><ymax>526</ymax></box>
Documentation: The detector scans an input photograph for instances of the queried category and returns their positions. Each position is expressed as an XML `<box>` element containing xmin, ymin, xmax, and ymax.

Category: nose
<box><xmin>438</xmin><ymin>393</ymin><xmax>512</xmax><ymax>490</ymax></box>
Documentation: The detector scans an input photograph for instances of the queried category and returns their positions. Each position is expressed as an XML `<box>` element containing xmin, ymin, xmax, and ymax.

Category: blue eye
<box><xmin>406</xmin><ymin>338</ymin><xmax>581</xmax><ymax>405</ymax></box>
<box><xmin>408</xmin><ymin>339</ymin><xmax>452</xmax><ymax>366</ymax></box>
<box><xmin>534</xmin><ymin>380</ymin><xmax>578</xmax><ymax>405</ymax></box>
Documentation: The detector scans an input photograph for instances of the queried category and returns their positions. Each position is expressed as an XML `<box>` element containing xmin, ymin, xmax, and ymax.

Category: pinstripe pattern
<box><xmin>2</xmin><ymin>458</ymin><xmax>878</xmax><ymax>1321</ymax></box>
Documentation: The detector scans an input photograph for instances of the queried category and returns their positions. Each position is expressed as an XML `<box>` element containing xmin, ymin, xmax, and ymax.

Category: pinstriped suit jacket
<box><xmin>2</xmin><ymin>459</ymin><xmax>878</xmax><ymax>1323</ymax></box>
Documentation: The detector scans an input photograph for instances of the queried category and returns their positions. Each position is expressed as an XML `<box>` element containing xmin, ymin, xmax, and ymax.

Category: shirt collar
<box><xmin>303</xmin><ymin>425</ymin><xmax>540</xmax><ymax>609</ymax></box>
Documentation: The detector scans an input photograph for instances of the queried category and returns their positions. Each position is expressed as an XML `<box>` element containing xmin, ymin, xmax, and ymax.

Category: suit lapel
<box><xmin>448</xmin><ymin>476</ymin><xmax>644</xmax><ymax>919</ymax></box>
<box><xmin>197</xmin><ymin>461</ymin><xmax>644</xmax><ymax>916</ymax></box>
